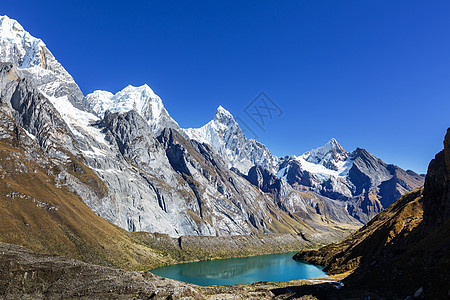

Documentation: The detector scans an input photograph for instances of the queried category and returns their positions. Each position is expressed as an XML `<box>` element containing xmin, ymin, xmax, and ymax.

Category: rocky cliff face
<box><xmin>422</xmin><ymin>128</ymin><xmax>450</xmax><ymax>231</ymax></box>
<box><xmin>246</xmin><ymin>165</ymin><xmax>360</xmax><ymax>228</ymax></box>
<box><xmin>1</xmin><ymin>59</ymin><xmax>362</xmax><ymax>242</ymax></box>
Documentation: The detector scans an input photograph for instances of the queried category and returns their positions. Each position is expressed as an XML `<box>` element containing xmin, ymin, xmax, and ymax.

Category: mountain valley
<box><xmin>0</xmin><ymin>14</ymin><xmax>444</xmax><ymax>300</ymax></box>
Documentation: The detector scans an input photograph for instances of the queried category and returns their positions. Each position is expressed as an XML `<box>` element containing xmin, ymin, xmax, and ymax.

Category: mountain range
<box><xmin>0</xmin><ymin>15</ymin><xmax>423</xmax><ymax>245</ymax></box>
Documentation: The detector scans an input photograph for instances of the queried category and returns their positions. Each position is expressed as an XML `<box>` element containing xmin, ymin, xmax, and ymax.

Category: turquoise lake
<box><xmin>150</xmin><ymin>252</ymin><xmax>326</xmax><ymax>286</ymax></box>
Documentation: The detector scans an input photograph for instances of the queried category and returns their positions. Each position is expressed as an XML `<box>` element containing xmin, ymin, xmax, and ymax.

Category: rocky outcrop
<box><xmin>8</xmin><ymin>74</ymin><xmax>79</xmax><ymax>158</ymax></box>
<box><xmin>422</xmin><ymin>127</ymin><xmax>450</xmax><ymax>230</ymax></box>
<box><xmin>0</xmin><ymin>243</ymin><xmax>203</xmax><ymax>300</ymax></box>
<box><xmin>246</xmin><ymin>165</ymin><xmax>282</xmax><ymax>195</ymax></box>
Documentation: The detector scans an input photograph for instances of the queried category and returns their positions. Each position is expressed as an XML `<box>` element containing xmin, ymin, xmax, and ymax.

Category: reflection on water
<box><xmin>150</xmin><ymin>252</ymin><xmax>326</xmax><ymax>286</ymax></box>
<box><xmin>181</xmin><ymin>253</ymin><xmax>290</xmax><ymax>278</ymax></box>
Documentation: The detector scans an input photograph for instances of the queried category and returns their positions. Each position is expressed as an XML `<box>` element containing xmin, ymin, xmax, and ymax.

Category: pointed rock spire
<box><xmin>302</xmin><ymin>138</ymin><xmax>348</xmax><ymax>170</ymax></box>
<box><xmin>214</xmin><ymin>105</ymin><xmax>234</xmax><ymax>122</ymax></box>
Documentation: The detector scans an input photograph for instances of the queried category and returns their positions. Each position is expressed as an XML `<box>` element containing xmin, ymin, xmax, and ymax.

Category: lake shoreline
<box><xmin>150</xmin><ymin>251</ymin><xmax>327</xmax><ymax>286</ymax></box>
<box><xmin>133</xmin><ymin>230</ymin><xmax>353</xmax><ymax>270</ymax></box>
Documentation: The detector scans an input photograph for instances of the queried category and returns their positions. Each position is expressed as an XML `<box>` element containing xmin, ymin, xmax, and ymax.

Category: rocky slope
<box><xmin>292</xmin><ymin>128</ymin><xmax>450</xmax><ymax>299</ymax></box>
<box><xmin>2</xmin><ymin>61</ymin><xmax>362</xmax><ymax>243</ymax></box>
<box><xmin>1</xmin><ymin>14</ymin><xmax>422</xmax><ymax>236</ymax></box>
<box><xmin>0</xmin><ymin>91</ymin><xmax>334</xmax><ymax>270</ymax></box>
<box><xmin>0</xmin><ymin>242</ymin><xmax>203</xmax><ymax>300</ymax></box>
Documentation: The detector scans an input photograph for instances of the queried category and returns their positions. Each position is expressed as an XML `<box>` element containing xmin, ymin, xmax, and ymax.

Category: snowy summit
<box><xmin>0</xmin><ymin>15</ymin><xmax>46</xmax><ymax>69</ymax></box>
<box><xmin>85</xmin><ymin>84</ymin><xmax>180</xmax><ymax>134</ymax></box>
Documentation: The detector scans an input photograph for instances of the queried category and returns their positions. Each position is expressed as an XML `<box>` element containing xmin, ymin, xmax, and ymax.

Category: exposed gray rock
<box><xmin>247</xmin><ymin>165</ymin><xmax>282</xmax><ymax>195</ymax></box>
<box><xmin>184</xmin><ymin>104</ymin><xmax>424</xmax><ymax>224</ymax></box>
<box><xmin>0</xmin><ymin>242</ymin><xmax>203</xmax><ymax>300</ymax></box>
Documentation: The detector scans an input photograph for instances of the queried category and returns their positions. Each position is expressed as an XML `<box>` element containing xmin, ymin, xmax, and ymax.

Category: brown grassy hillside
<box><xmin>293</xmin><ymin>187</ymin><xmax>424</xmax><ymax>274</ymax></box>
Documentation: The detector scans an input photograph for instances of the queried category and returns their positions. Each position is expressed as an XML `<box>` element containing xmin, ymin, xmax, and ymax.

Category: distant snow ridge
<box><xmin>86</xmin><ymin>85</ymin><xmax>180</xmax><ymax>134</ymax></box>
<box><xmin>276</xmin><ymin>138</ymin><xmax>353</xmax><ymax>183</ymax></box>
<box><xmin>299</xmin><ymin>138</ymin><xmax>352</xmax><ymax>176</ymax></box>
<box><xmin>303</xmin><ymin>138</ymin><xmax>348</xmax><ymax>168</ymax></box>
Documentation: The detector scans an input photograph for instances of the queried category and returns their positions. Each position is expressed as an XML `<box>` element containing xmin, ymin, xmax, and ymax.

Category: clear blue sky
<box><xmin>3</xmin><ymin>1</ymin><xmax>450</xmax><ymax>173</ymax></box>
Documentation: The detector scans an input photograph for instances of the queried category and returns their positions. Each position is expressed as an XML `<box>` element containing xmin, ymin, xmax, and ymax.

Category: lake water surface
<box><xmin>150</xmin><ymin>252</ymin><xmax>326</xmax><ymax>286</ymax></box>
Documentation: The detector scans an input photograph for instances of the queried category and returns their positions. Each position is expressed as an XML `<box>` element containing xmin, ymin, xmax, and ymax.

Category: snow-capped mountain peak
<box><xmin>0</xmin><ymin>15</ymin><xmax>46</xmax><ymax>69</ymax></box>
<box><xmin>0</xmin><ymin>15</ymin><xmax>88</xmax><ymax>113</ymax></box>
<box><xmin>301</xmin><ymin>138</ymin><xmax>348</xmax><ymax>171</ymax></box>
<box><xmin>210</xmin><ymin>105</ymin><xmax>240</xmax><ymax>134</ymax></box>
<box><xmin>214</xmin><ymin>105</ymin><xmax>234</xmax><ymax>120</ymax></box>
<box><xmin>86</xmin><ymin>84</ymin><xmax>158</xmax><ymax>117</ymax></box>
<box><xmin>183</xmin><ymin>105</ymin><xmax>240</xmax><ymax>149</ymax></box>
<box><xmin>85</xmin><ymin>84</ymin><xmax>180</xmax><ymax>134</ymax></box>
<box><xmin>0</xmin><ymin>15</ymin><xmax>26</xmax><ymax>41</ymax></box>
<box><xmin>277</xmin><ymin>138</ymin><xmax>352</xmax><ymax>183</ymax></box>
<box><xmin>183</xmin><ymin>106</ymin><xmax>279</xmax><ymax>174</ymax></box>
